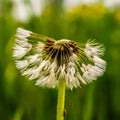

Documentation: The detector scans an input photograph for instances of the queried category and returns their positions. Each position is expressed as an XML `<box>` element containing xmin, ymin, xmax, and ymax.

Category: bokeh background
<box><xmin>0</xmin><ymin>0</ymin><xmax>120</xmax><ymax>120</ymax></box>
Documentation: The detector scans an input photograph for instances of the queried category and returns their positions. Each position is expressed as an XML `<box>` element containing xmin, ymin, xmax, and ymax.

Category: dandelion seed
<box><xmin>13</xmin><ymin>28</ymin><xmax>106</xmax><ymax>89</ymax></box>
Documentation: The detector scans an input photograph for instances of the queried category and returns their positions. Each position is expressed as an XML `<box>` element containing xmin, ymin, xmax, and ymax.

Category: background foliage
<box><xmin>0</xmin><ymin>0</ymin><xmax>120</xmax><ymax>120</ymax></box>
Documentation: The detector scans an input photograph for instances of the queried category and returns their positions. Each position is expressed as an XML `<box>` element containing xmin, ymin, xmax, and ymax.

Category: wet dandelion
<box><xmin>13</xmin><ymin>28</ymin><xmax>106</xmax><ymax>120</ymax></box>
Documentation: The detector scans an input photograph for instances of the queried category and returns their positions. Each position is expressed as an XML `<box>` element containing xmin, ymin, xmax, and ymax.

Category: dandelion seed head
<box><xmin>13</xmin><ymin>28</ymin><xmax>106</xmax><ymax>89</ymax></box>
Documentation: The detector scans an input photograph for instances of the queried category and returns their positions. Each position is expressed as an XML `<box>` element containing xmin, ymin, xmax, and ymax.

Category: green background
<box><xmin>0</xmin><ymin>0</ymin><xmax>120</xmax><ymax>120</ymax></box>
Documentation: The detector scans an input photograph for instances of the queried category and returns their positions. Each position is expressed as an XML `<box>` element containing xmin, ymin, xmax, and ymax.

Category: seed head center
<box><xmin>44</xmin><ymin>39</ymin><xmax>79</xmax><ymax>65</ymax></box>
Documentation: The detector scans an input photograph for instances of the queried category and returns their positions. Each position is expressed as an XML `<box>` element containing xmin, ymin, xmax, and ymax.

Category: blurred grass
<box><xmin>0</xmin><ymin>0</ymin><xmax>120</xmax><ymax>120</ymax></box>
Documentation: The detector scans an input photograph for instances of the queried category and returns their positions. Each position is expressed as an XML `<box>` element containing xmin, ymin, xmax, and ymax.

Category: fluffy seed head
<box><xmin>13</xmin><ymin>28</ymin><xmax>106</xmax><ymax>90</ymax></box>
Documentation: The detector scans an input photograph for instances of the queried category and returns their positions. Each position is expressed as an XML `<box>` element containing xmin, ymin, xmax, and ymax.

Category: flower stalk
<box><xmin>56</xmin><ymin>78</ymin><xmax>66</xmax><ymax>120</ymax></box>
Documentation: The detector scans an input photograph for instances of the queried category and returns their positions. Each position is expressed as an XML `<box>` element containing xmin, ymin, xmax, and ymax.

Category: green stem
<box><xmin>56</xmin><ymin>78</ymin><xmax>66</xmax><ymax>120</ymax></box>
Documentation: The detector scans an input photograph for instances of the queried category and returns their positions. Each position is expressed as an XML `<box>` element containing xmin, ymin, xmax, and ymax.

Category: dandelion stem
<box><xmin>56</xmin><ymin>78</ymin><xmax>66</xmax><ymax>120</ymax></box>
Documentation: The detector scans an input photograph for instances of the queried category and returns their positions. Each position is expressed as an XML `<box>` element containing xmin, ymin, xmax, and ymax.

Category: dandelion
<box><xmin>13</xmin><ymin>28</ymin><xmax>106</xmax><ymax>120</ymax></box>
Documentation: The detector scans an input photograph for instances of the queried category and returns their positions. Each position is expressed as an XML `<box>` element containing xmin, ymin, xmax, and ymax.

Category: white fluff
<box><xmin>13</xmin><ymin>28</ymin><xmax>106</xmax><ymax>89</ymax></box>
